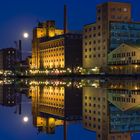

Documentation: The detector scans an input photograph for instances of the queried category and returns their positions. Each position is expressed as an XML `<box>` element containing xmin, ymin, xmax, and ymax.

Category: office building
<box><xmin>0</xmin><ymin>48</ymin><xmax>17</xmax><ymax>75</ymax></box>
<box><xmin>83</xmin><ymin>2</ymin><xmax>140</xmax><ymax>71</ymax></box>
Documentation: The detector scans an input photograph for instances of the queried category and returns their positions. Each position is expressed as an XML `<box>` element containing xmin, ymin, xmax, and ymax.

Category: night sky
<box><xmin>0</xmin><ymin>0</ymin><xmax>140</xmax><ymax>58</ymax></box>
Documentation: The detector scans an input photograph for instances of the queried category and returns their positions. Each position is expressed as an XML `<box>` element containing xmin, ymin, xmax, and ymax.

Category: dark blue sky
<box><xmin>0</xmin><ymin>0</ymin><xmax>140</xmax><ymax>58</ymax></box>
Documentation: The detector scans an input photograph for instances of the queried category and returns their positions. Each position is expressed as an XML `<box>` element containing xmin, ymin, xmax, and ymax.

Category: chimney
<box><xmin>64</xmin><ymin>5</ymin><xmax>68</xmax><ymax>34</ymax></box>
<box><xmin>19</xmin><ymin>40</ymin><xmax>22</xmax><ymax>61</ymax></box>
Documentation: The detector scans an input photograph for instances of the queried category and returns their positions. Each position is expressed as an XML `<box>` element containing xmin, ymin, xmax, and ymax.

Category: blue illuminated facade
<box><xmin>109</xmin><ymin>103</ymin><xmax>140</xmax><ymax>133</ymax></box>
<box><xmin>109</xmin><ymin>22</ymin><xmax>140</xmax><ymax>51</ymax></box>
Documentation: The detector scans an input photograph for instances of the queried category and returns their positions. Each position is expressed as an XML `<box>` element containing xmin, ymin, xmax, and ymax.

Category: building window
<box><xmin>89</xmin><ymin>28</ymin><xmax>92</xmax><ymax>31</ymax></box>
<box><xmin>97</xmin><ymin>8</ymin><xmax>101</xmax><ymax>13</ymax></box>
<box><xmin>123</xmin><ymin>8</ymin><xmax>128</xmax><ymax>12</ymax></box>
<box><xmin>89</xmin><ymin>34</ymin><xmax>92</xmax><ymax>38</ymax></box>
<box><xmin>98</xmin><ymin>17</ymin><xmax>101</xmax><ymax>21</ymax></box>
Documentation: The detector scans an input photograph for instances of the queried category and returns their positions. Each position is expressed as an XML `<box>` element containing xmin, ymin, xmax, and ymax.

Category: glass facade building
<box><xmin>109</xmin><ymin>103</ymin><xmax>140</xmax><ymax>132</ymax></box>
<box><xmin>110</xmin><ymin>22</ymin><xmax>140</xmax><ymax>50</ymax></box>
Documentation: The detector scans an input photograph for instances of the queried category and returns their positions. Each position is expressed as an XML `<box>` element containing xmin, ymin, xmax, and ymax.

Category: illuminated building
<box><xmin>83</xmin><ymin>2</ymin><xmax>140</xmax><ymax>71</ymax></box>
<box><xmin>31</xmin><ymin>6</ymin><xmax>82</xmax><ymax>71</ymax></box>
<box><xmin>82</xmin><ymin>79</ymin><xmax>140</xmax><ymax>140</ymax></box>
<box><xmin>0</xmin><ymin>48</ymin><xmax>17</xmax><ymax>75</ymax></box>
<box><xmin>108</xmin><ymin>43</ymin><xmax>140</xmax><ymax>74</ymax></box>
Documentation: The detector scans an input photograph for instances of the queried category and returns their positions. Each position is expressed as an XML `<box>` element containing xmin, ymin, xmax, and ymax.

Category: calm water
<box><xmin>0</xmin><ymin>78</ymin><xmax>140</xmax><ymax>140</ymax></box>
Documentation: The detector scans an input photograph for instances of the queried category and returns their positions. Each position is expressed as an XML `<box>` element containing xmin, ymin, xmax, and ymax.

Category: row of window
<box><xmin>111</xmin><ymin>23</ymin><xmax>140</xmax><ymax>30</ymax></box>
<box><xmin>111</xmin><ymin>15</ymin><xmax>128</xmax><ymax>20</ymax></box>
<box><xmin>84</xmin><ymin>46</ymin><xmax>106</xmax><ymax>51</ymax></box>
<box><xmin>110</xmin><ymin>7</ymin><xmax>128</xmax><ymax>12</ymax></box>
<box><xmin>84</xmin><ymin>122</ymin><xmax>101</xmax><ymax>130</ymax></box>
<box><xmin>84</xmin><ymin>96</ymin><xmax>106</xmax><ymax>101</ymax></box>
<box><xmin>97</xmin><ymin>7</ymin><xmax>128</xmax><ymax>13</ymax></box>
<box><xmin>39</xmin><ymin>105</ymin><xmax>64</xmax><ymax>112</ymax></box>
<box><xmin>43</xmin><ymin>92</ymin><xmax>64</xmax><ymax>96</ymax></box>
<box><xmin>41</xmin><ymin>98</ymin><xmax>64</xmax><ymax>102</ymax></box>
<box><xmin>41</xmin><ymin>47</ymin><xmax>64</xmax><ymax>52</ymax></box>
<box><xmin>109</xmin><ymin>60</ymin><xmax>140</xmax><ymax>65</ymax></box>
<box><xmin>84</xmin><ymin>26</ymin><xmax>97</xmax><ymax>32</ymax></box>
<box><xmin>84</xmin><ymin>103</ymin><xmax>106</xmax><ymax>108</ymax></box>
<box><xmin>84</xmin><ymin>32</ymin><xmax>101</xmax><ymax>38</ymax></box>
<box><xmin>84</xmin><ymin>40</ymin><xmax>105</xmax><ymax>45</ymax></box>
<box><xmin>85</xmin><ymin>54</ymin><xmax>106</xmax><ymax>58</ymax></box>
<box><xmin>43</xmin><ymin>64</ymin><xmax>64</xmax><ymax>68</ymax></box>
<box><xmin>41</xmin><ymin>59</ymin><xmax>64</xmax><ymax>63</ymax></box>
<box><xmin>112</xmin><ymin>97</ymin><xmax>136</xmax><ymax>103</ymax></box>
<box><xmin>40</xmin><ymin>41</ymin><xmax>64</xmax><ymax>47</ymax></box>
<box><xmin>41</xmin><ymin>53</ymin><xmax>64</xmax><ymax>57</ymax></box>
<box><xmin>84</xmin><ymin>109</ymin><xmax>106</xmax><ymax>115</ymax></box>
<box><xmin>109</xmin><ymin>90</ymin><xmax>140</xmax><ymax>94</ymax></box>
<box><xmin>112</xmin><ymin>52</ymin><xmax>136</xmax><ymax>58</ymax></box>
<box><xmin>40</xmin><ymin>102</ymin><xmax>64</xmax><ymax>107</ymax></box>
<box><xmin>111</xmin><ymin>32</ymin><xmax>140</xmax><ymax>38</ymax></box>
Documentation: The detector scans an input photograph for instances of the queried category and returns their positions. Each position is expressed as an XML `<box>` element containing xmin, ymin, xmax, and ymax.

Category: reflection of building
<box><xmin>108</xmin><ymin>43</ymin><xmax>140</xmax><ymax>74</ymax></box>
<box><xmin>83</xmin><ymin>2</ymin><xmax>140</xmax><ymax>71</ymax></box>
<box><xmin>108</xmin><ymin>80</ymin><xmax>140</xmax><ymax>134</ymax></box>
<box><xmin>82</xmin><ymin>79</ymin><xmax>140</xmax><ymax>140</ymax></box>
<box><xmin>0</xmin><ymin>84</ymin><xmax>16</xmax><ymax>106</ymax></box>
<box><xmin>83</xmin><ymin>86</ymin><xmax>109</xmax><ymax>140</ymax></box>
<box><xmin>34</xmin><ymin>116</ymin><xmax>63</xmax><ymax>134</ymax></box>
<box><xmin>0</xmin><ymin>48</ymin><xmax>17</xmax><ymax>75</ymax></box>
<box><xmin>30</xmin><ymin>83</ymin><xmax>82</xmax><ymax>134</ymax></box>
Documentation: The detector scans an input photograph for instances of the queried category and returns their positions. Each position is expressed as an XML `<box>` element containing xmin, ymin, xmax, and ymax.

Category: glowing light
<box><xmin>23</xmin><ymin>116</ymin><xmax>29</xmax><ymax>123</ymax></box>
<box><xmin>23</xmin><ymin>32</ymin><xmax>29</xmax><ymax>38</ymax></box>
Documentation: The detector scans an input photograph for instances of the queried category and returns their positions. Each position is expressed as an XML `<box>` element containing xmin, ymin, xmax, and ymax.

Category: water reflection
<box><xmin>0</xmin><ymin>78</ymin><xmax>140</xmax><ymax>140</ymax></box>
<box><xmin>29</xmin><ymin>80</ymin><xmax>82</xmax><ymax>136</ymax></box>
